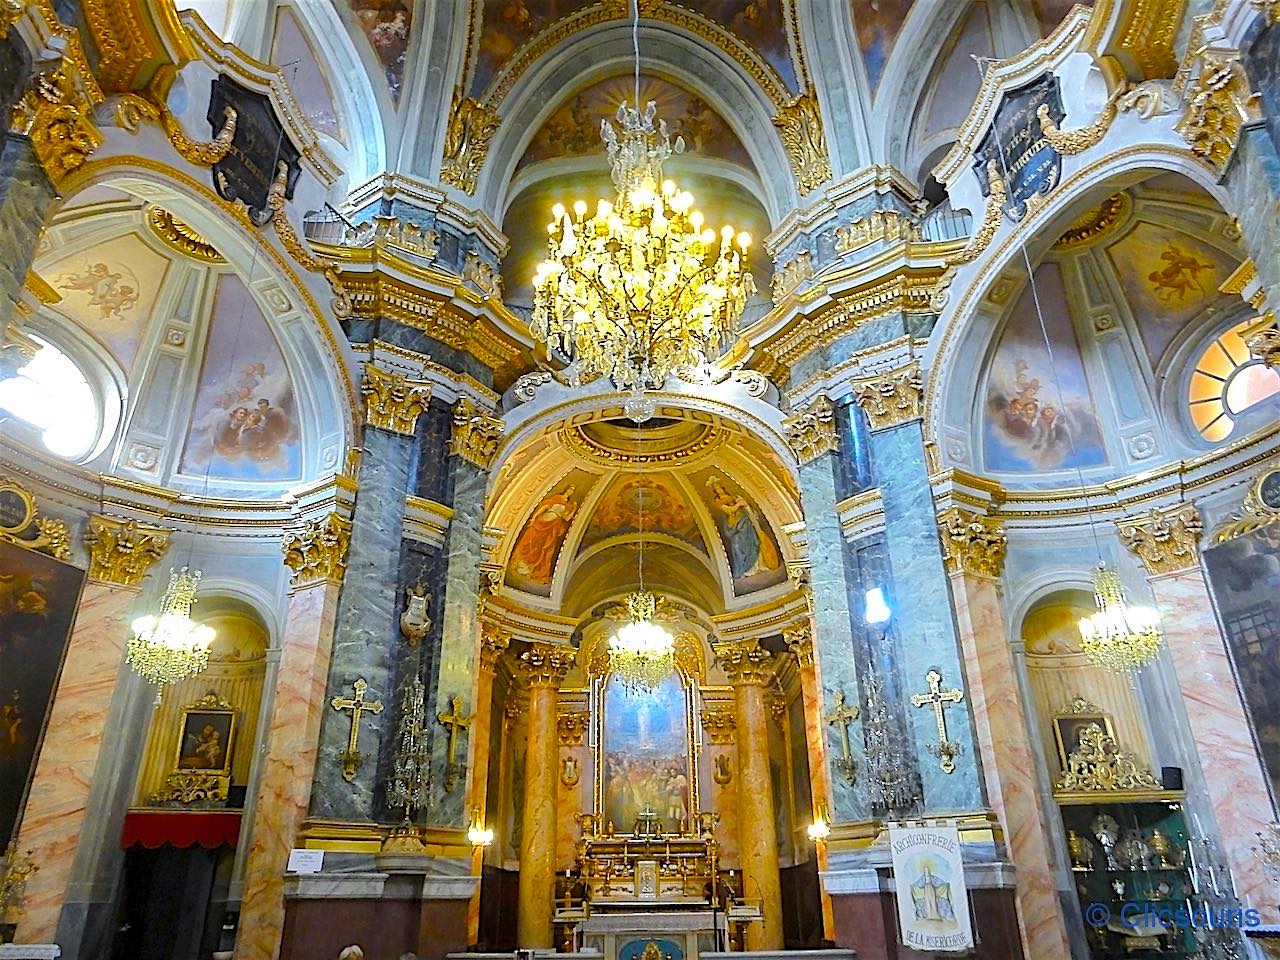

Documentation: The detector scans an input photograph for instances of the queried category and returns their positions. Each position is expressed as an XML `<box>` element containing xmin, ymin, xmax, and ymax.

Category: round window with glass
<box><xmin>1188</xmin><ymin>320</ymin><xmax>1280</xmax><ymax>442</ymax></box>
<box><xmin>0</xmin><ymin>335</ymin><xmax>104</xmax><ymax>459</ymax></box>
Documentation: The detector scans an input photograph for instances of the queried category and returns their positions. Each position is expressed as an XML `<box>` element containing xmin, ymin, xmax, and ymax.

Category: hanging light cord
<box><xmin>632</xmin><ymin>0</ymin><xmax>641</xmax><ymax>112</ymax></box>
<box><xmin>636</xmin><ymin>427</ymin><xmax>645</xmax><ymax>594</ymax></box>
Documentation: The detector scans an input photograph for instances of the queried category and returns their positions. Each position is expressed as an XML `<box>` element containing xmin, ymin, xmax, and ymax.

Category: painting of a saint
<box><xmin>177</xmin><ymin>711</ymin><xmax>234</xmax><ymax>773</ymax></box>
<box><xmin>581</xmin><ymin>474</ymin><xmax>705</xmax><ymax>552</ymax></box>
<box><xmin>701</xmin><ymin>474</ymin><xmax>785</xmax><ymax>593</ymax></box>
<box><xmin>511</xmin><ymin>484</ymin><xmax>580</xmax><ymax>584</ymax></box>
<box><xmin>602</xmin><ymin>674</ymin><xmax>691</xmax><ymax>834</ymax></box>
<box><xmin>910</xmin><ymin>863</ymin><xmax>956</xmax><ymax>922</ymax></box>
<box><xmin>349</xmin><ymin>0</ymin><xmax>411</xmax><ymax>98</ymax></box>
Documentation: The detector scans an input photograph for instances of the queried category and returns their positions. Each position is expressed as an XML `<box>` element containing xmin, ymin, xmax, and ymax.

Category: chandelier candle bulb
<box><xmin>127</xmin><ymin>566</ymin><xmax>216</xmax><ymax>691</ymax></box>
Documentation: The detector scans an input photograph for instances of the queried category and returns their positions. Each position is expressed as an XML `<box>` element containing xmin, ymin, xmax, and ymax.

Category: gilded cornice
<box><xmin>85</xmin><ymin>514</ymin><xmax>169</xmax><ymax>586</ymax></box>
<box><xmin>450</xmin><ymin>396</ymin><xmax>504</xmax><ymax>470</ymax></box>
<box><xmin>1103</xmin><ymin>0</ymin><xmax>1187</xmax><ymax>80</ymax></box>
<box><xmin>713</xmin><ymin>637</ymin><xmax>775</xmax><ymax>688</ymax></box>
<box><xmin>362</xmin><ymin>364</ymin><xmax>431</xmax><ymax>436</ymax></box>
<box><xmin>937</xmin><ymin>507</ymin><xmax>1007</xmax><ymax>580</ymax></box>
<box><xmin>852</xmin><ymin>359</ymin><xmax>923</xmax><ymax>431</ymax></box>
<box><xmin>144</xmin><ymin>204</ymin><xmax>224</xmax><ymax>262</ymax></box>
<box><xmin>282</xmin><ymin>513</ymin><xmax>351</xmax><ymax>585</ymax></box>
<box><xmin>1213</xmin><ymin>466</ymin><xmax>1280</xmax><ymax>543</ymax></box>
<box><xmin>1119</xmin><ymin>502</ymin><xmax>1203</xmax><ymax>576</ymax></box>
<box><xmin>782</xmin><ymin>395</ymin><xmax>837</xmax><ymax>465</ymax></box>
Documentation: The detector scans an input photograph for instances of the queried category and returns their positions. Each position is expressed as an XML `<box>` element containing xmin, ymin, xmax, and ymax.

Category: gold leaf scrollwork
<box><xmin>85</xmin><ymin>515</ymin><xmax>169</xmax><ymax>586</ymax></box>
<box><xmin>1055</xmin><ymin>723</ymin><xmax>1161</xmax><ymax>793</ymax></box>
<box><xmin>1036</xmin><ymin>87</ymin><xmax>1122</xmax><ymax>156</ymax></box>
<box><xmin>265</xmin><ymin>161</ymin><xmax>352</xmax><ymax>319</ymax></box>
<box><xmin>162</xmin><ymin>104</ymin><xmax>237</xmax><ymax>166</ymax></box>
<box><xmin>1118</xmin><ymin>502</ymin><xmax>1203</xmax><ymax>577</ymax></box>
<box><xmin>450</xmin><ymin>396</ymin><xmax>504</xmax><ymax>469</ymax></box>
<box><xmin>440</xmin><ymin>89</ymin><xmax>500</xmax><ymax>196</ymax></box>
<box><xmin>938</xmin><ymin>508</ymin><xmax>1007</xmax><ymax>580</ymax></box>
<box><xmin>782</xmin><ymin>394</ymin><xmax>837</xmax><ymax>464</ymax></box>
<box><xmin>932</xmin><ymin>161</ymin><xmax>1007</xmax><ymax>310</ymax></box>
<box><xmin>1213</xmin><ymin>467</ymin><xmax>1280</xmax><ymax>543</ymax></box>
<box><xmin>362</xmin><ymin>363</ymin><xmax>431</xmax><ymax>435</ymax></box>
<box><xmin>773</xmin><ymin>88</ymin><xmax>832</xmax><ymax>195</ymax></box>
<box><xmin>281</xmin><ymin>513</ymin><xmax>351</xmax><ymax>585</ymax></box>
<box><xmin>11</xmin><ymin>67</ymin><xmax>104</xmax><ymax>183</ymax></box>
<box><xmin>1175</xmin><ymin>50</ymin><xmax>1260</xmax><ymax>173</ymax></box>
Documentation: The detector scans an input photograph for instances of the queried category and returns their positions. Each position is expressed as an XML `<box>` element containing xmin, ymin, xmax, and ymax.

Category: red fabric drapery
<box><xmin>121</xmin><ymin>810</ymin><xmax>241</xmax><ymax>849</ymax></box>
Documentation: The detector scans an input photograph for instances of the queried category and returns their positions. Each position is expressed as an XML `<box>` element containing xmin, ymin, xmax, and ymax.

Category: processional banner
<box><xmin>889</xmin><ymin>822</ymin><xmax>974</xmax><ymax>952</ymax></box>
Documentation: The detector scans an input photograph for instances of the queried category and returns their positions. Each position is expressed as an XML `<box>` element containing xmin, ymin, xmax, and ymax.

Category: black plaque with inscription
<box><xmin>973</xmin><ymin>74</ymin><xmax>1065</xmax><ymax>221</ymax></box>
<box><xmin>207</xmin><ymin>74</ymin><xmax>302</xmax><ymax>226</ymax></box>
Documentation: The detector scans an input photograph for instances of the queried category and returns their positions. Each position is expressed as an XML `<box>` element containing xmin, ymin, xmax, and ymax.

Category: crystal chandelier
<box><xmin>1078</xmin><ymin>563</ymin><xmax>1163</xmax><ymax>673</ymax></box>
<box><xmin>128</xmin><ymin>567</ymin><xmax>215</xmax><ymax>689</ymax></box>
<box><xmin>530</xmin><ymin>1</ymin><xmax>754</xmax><ymax>393</ymax></box>
<box><xmin>609</xmin><ymin>590</ymin><xmax>675</xmax><ymax>694</ymax></box>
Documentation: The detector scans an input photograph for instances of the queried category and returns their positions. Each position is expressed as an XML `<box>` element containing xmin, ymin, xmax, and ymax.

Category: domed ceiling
<box><xmin>490</xmin><ymin>409</ymin><xmax>800</xmax><ymax>616</ymax></box>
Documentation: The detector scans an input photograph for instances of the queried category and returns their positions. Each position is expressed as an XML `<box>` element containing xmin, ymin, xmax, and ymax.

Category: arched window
<box><xmin>0</xmin><ymin>335</ymin><xmax>105</xmax><ymax>459</ymax></box>
<box><xmin>1188</xmin><ymin>320</ymin><xmax>1280</xmax><ymax>442</ymax></box>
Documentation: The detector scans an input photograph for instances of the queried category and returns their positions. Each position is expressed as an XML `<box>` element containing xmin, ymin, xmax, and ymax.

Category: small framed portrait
<box><xmin>1053</xmin><ymin>698</ymin><xmax>1114</xmax><ymax>769</ymax></box>
<box><xmin>174</xmin><ymin>695</ymin><xmax>236</xmax><ymax>775</ymax></box>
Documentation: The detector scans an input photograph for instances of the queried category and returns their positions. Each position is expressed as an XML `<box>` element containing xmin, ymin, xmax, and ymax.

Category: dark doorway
<box><xmin>113</xmin><ymin>844</ymin><xmax>235</xmax><ymax>960</ymax></box>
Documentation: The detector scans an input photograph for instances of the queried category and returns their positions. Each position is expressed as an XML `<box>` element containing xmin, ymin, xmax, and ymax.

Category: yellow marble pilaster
<box><xmin>14</xmin><ymin>516</ymin><xmax>168</xmax><ymax>944</ymax></box>
<box><xmin>234</xmin><ymin>517</ymin><xmax>348</xmax><ymax>960</ymax></box>
<box><xmin>714</xmin><ymin>638</ymin><xmax>783</xmax><ymax>951</ymax></box>
<box><xmin>466</xmin><ymin>625</ymin><xmax>511</xmax><ymax>942</ymax></box>
<box><xmin>515</xmin><ymin>643</ymin><xmax>574</xmax><ymax>948</ymax></box>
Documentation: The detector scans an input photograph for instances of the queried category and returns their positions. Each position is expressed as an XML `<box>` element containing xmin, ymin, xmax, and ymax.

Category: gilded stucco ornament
<box><xmin>145</xmin><ymin>205</ymin><xmax>225</xmax><ymax>262</ymax></box>
<box><xmin>479</xmin><ymin>623</ymin><xmax>512</xmax><ymax>672</ymax></box>
<box><xmin>833</xmin><ymin>211</ymin><xmax>920</xmax><ymax>253</ymax></box>
<box><xmin>516</xmin><ymin>642</ymin><xmax>575</xmax><ymax>687</ymax></box>
<box><xmin>361</xmin><ymin>364</ymin><xmax>431</xmax><ymax>435</ymax></box>
<box><xmin>713</xmin><ymin>638</ymin><xmax>774</xmax><ymax>687</ymax></box>
<box><xmin>852</xmin><ymin>360</ymin><xmax>923</xmax><ymax>431</ymax></box>
<box><xmin>773</xmin><ymin>88</ymin><xmax>832</xmax><ymax>195</ymax></box>
<box><xmin>0</xmin><ymin>479</ymin><xmax>72</xmax><ymax>561</ymax></box>
<box><xmin>557</xmin><ymin>711</ymin><xmax>589</xmax><ymax>746</ymax></box>
<box><xmin>0</xmin><ymin>0</ymin><xmax>25</xmax><ymax>34</ymax></box>
<box><xmin>451</xmin><ymin>397</ymin><xmax>504</xmax><ymax>469</ymax></box>
<box><xmin>85</xmin><ymin>515</ymin><xmax>170</xmax><ymax>586</ymax></box>
<box><xmin>771</xmin><ymin>250</ymin><xmax>813</xmax><ymax>303</ymax></box>
<box><xmin>1055</xmin><ymin>723</ymin><xmax>1161</xmax><ymax>794</ymax></box>
<box><xmin>10</xmin><ymin>66</ymin><xmax>104</xmax><ymax>183</ymax></box>
<box><xmin>938</xmin><ymin>507</ymin><xmax>1007</xmax><ymax>579</ymax></box>
<box><xmin>1036</xmin><ymin>86</ymin><xmax>1122</xmax><ymax>156</ymax></box>
<box><xmin>931</xmin><ymin>161</ymin><xmax>1007</xmax><ymax>310</ymax></box>
<box><xmin>700</xmin><ymin>704</ymin><xmax>736</xmax><ymax>744</ymax></box>
<box><xmin>1213</xmin><ymin>467</ymin><xmax>1280</xmax><ymax>543</ymax></box>
<box><xmin>281</xmin><ymin>513</ymin><xmax>351</xmax><ymax>585</ymax></box>
<box><xmin>266</xmin><ymin>161</ymin><xmax>352</xmax><ymax>319</ymax></box>
<box><xmin>1118</xmin><ymin>502</ymin><xmax>1203</xmax><ymax>576</ymax></box>
<box><xmin>783</xmin><ymin>624</ymin><xmax>814</xmax><ymax>668</ymax></box>
<box><xmin>782</xmin><ymin>395</ymin><xmax>837</xmax><ymax>464</ymax></box>
<box><xmin>1175</xmin><ymin>50</ymin><xmax>1260</xmax><ymax>173</ymax></box>
<box><xmin>441</xmin><ymin>89</ymin><xmax>500</xmax><ymax>195</ymax></box>
<box><xmin>1244</xmin><ymin>311</ymin><xmax>1279</xmax><ymax>368</ymax></box>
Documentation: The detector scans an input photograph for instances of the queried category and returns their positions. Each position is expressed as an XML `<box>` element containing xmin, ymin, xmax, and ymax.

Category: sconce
<box><xmin>399</xmin><ymin>582</ymin><xmax>431</xmax><ymax>647</ymax></box>
<box><xmin>467</xmin><ymin>808</ymin><xmax>494</xmax><ymax>848</ymax></box>
<box><xmin>807</xmin><ymin>805</ymin><xmax>832</xmax><ymax>845</ymax></box>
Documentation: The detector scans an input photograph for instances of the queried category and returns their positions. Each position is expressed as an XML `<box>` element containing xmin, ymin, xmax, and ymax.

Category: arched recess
<box><xmin>42</xmin><ymin>164</ymin><xmax>356</xmax><ymax>492</ymax></box>
<box><xmin>476</xmin><ymin>23</ymin><xmax>800</xmax><ymax>223</ymax></box>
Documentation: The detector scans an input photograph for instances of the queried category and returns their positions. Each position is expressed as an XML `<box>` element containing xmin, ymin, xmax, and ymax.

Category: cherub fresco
<box><xmin>57</xmin><ymin>262</ymin><xmax>140</xmax><ymax>319</ymax></box>
<box><xmin>184</xmin><ymin>360</ymin><xmax>300</xmax><ymax>476</ymax></box>
<box><xmin>1148</xmin><ymin>242</ymin><xmax>1214</xmax><ymax>303</ymax></box>
<box><xmin>349</xmin><ymin>0</ymin><xmax>411</xmax><ymax>97</ymax></box>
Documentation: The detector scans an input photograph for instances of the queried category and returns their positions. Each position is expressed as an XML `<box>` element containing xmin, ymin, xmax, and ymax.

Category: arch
<box><xmin>476</xmin><ymin>24</ymin><xmax>799</xmax><ymax>223</ymax></box>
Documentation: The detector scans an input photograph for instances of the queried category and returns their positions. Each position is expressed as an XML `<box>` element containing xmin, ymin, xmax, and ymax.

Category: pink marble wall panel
<box><xmin>234</xmin><ymin>580</ymin><xmax>340</xmax><ymax>960</ymax></box>
<box><xmin>1154</xmin><ymin>570</ymin><xmax>1274</xmax><ymax>917</ymax></box>
<box><xmin>15</xmin><ymin>582</ymin><xmax>136</xmax><ymax>943</ymax></box>
<box><xmin>951</xmin><ymin>573</ymin><xmax>1071</xmax><ymax>960</ymax></box>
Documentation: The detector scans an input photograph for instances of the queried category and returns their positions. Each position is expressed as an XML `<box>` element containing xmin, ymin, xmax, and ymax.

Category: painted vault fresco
<box><xmin>1032</xmin><ymin>0</ymin><xmax>1094</xmax><ymax>36</ymax></box>
<box><xmin>688</xmin><ymin>468</ymin><xmax>786</xmax><ymax>594</ymax></box>
<box><xmin>180</xmin><ymin>275</ymin><xmax>301</xmax><ymax>482</ymax></box>
<box><xmin>579</xmin><ymin>473</ymin><xmax>707</xmax><ymax>553</ymax></box>
<box><xmin>505</xmin><ymin>469</ymin><xmax>599</xmax><ymax>596</ymax></box>
<box><xmin>679</xmin><ymin>0</ymin><xmax>798</xmax><ymax>91</ymax></box>
<box><xmin>471</xmin><ymin>0</ymin><xmax>596</xmax><ymax>97</ymax></box>
<box><xmin>851</xmin><ymin>0</ymin><xmax>915</xmax><ymax>92</ymax></box>
<box><xmin>350</xmin><ymin>0</ymin><xmax>411</xmax><ymax>99</ymax></box>
<box><xmin>272</xmin><ymin>8</ymin><xmax>345</xmax><ymax>143</ymax></box>
<box><xmin>982</xmin><ymin>263</ymin><xmax>1108</xmax><ymax>473</ymax></box>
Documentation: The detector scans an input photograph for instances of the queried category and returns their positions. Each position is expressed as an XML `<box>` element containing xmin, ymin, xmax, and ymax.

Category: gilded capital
<box><xmin>714</xmin><ymin>638</ymin><xmax>775</xmax><ymax>687</ymax></box>
<box><xmin>784</xmin><ymin>623</ymin><xmax>814</xmax><ymax>668</ymax></box>
<box><xmin>11</xmin><ymin>65</ymin><xmax>104</xmax><ymax>185</ymax></box>
<box><xmin>700</xmin><ymin>704</ymin><xmax>736</xmax><ymax>744</ymax></box>
<box><xmin>362</xmin><ymin>364</ymin><xmax>431</xmax><ymax>435</ymax></box>
<box><xmin>451</xmin><ymin>397</ymin><xmax>504</xmax><ymax>469</ymax></box>
<box><xmin>85</xmin><ymin>516</ymin><xmax>169</xmax><ymax>587</ymax></box>
<box><xmin>773</xmin><ymin>89</ymin><xmax>832</xmax><ymax>195</ymax></box>
<box><xmin>1119</xmin><ymin>503</ymin><xmax>1203</xmax><ymax>577</ymax></box>
<box><xmin>783</xmin><ymin>395</ymin><xmax>837</xmax><ymax>464</ymax></box>
<box><xmin>479</xmin><ymin>623</ymin><xmax>512</xmax><ymax>673</ymax></box>
<box><xmin>853</xmin><ymin>360</ymin><xmax>923</xmax><ymax>431</ymax></box>
<box><xmin>516</xmin><ymin>642</ymin><xmax>575</xmax><ymax>688</ymax></box>
<box><xmin>557</xmin><ymin>711</ymin><xmax>589</xmax><ymax>746</ymax></box>
<box><xmin>282</xmin><ymin>513</ymin><xmax>351</xmax><ymax>585</ymax></box>
<box><xmin>1175</xmin><ymin>49</ymin><xmax>1260</xmax><ymax>173</ymax></box>
<box><xmin>938</xmin><ymin>508</ymin><xmax>1007</xmax><ymax>580</ymax></box>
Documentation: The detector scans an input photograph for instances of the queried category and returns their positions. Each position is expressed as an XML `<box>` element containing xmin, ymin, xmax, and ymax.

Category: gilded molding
<box><xmin>713</xmin><ymin>637</ymin><xmax>775</xmax><ymax>687</ymax></box>
<box><xmin>440</xmin><ymin>89</ymin><xmax>500</xmax><ymax>195</ymax></box>
<box><xmin>1053</xmin><ymin>192</ymin><xmax>1129</xmax><ymax>249</ymax></box>
<box><xmin>1118</xmin><ymin>502</ymin><xmax>1203</xmax><ymax>576</ymax></box>
<box><xmin>700</xmin><ymin>704</ymin><xmax>736</xmax><ymax>744</ymax></box>
<box><xmin>265</xmin><ymin>161</ymin><xmax>352</xmax><ymax>320</ymax></box>
<box><xmin>771</xmin><ymin>250</ymin><xmax>813</xmax><ymax>303</ymax></box>
<box><xmin>783</xmin><ymin>623</ymin><xmax>813</xmax><ymax>668</ymax></box>
<box><xmin>145</xmin><ymin>205</ymin><xmax>224</xmax><ymax>262</ymax></box>
<box><xmin>451</xmin><ymin>397</ymin><xmax>504</xmax><ymax>469</ymax></box>
<box><xmin>782</xmin><ymin>394</ymin><xmax>837</xmax><ymax>464</ymax></box>
<box><xmin>852</xmin><ymin>360</ymin><xmax>923</xmax><ymax>431</ymax></box>
<box><xmin>938</xmin><ymin>507</ymin><xmax>1007</xmax><ymax>580</ymax></box>
<box><xmin>1219</xmin><ymin>259</ymin><xmax>1263</xmax><ymax>308</ymax></box>
<box><xmin>1175</xmin><ymin>50</ymin><xmax>1259</xmax><ymax>173</ymax></box>
<box><xmin>85</xmin><ymin>515</ymin><xmax>169</xmax><ymax>586</ymax></box>
<box><xmin>362</xmin><ymin>364</ymin><xmax>431</xmax><ymax>435</ymax></box>
<box><xmin>516</xmin><ymin>642</ymin><xmax>575</xmax><ymax>688</ymax></box>
<box><xmin>1111</xmin><ymin>0</ymin><xmax>1186</xmax><ymax>79</ymax></box>
<box><xmin>282</xmin><ymin>513</ymin><xmax>351</xmax><ymax>585</ymax></box>
<box><xmin>1055</xmin><ymin>723</ymin><xmax>1161</xmax><ymax>794</ymax></box>
<box><xmin>1037</xmin><ymin>87</ymin><xmax>1122</xmax><ymax>156</ymax></box>
<box><xmin>773</xmin><ymin>88</ymin><xmax>832</xmax><ymax>195</ymax></box>
<box><xmin>557</xmin><ymin>711</ymin><xmax>589</xmax><ymax>746</ymax></box>
<box><xmin>10</xmin><ymin>67</ymin><xmax>104</xmax><ymax>183</ymax></box>
<box><xmin>1213</xmin><ymin>467</ymin><xmax>1280</xmax><ymax>542</ymax></box>
<box><xmin>833</xmin><ymin>211</ymin><xmax>920</xmax><ymax>254</ymax></box>
<box><xmin>479</xmin><ymin>623</ymin><xmax>512</xmax><ymax>673</ymax></box>
<box><xmin>0</xmin><ymin>478</ymin><xmax>70</xmax><ymax>561</ymax></box>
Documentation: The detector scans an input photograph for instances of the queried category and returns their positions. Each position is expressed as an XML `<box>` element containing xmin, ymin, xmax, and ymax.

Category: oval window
<box><xmin>0</xmin><ymin>335</ymin><xmax>102</xmax><ymax>459</ymax></box>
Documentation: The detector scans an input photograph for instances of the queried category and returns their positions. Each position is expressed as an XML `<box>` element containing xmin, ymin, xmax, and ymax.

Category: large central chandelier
<box><xmin>128</xmin><ymin>567</ymin><xmax>216</xmax><ymax>690</ymax></box>
<box><xmin>610</xmin><ymin>590</ymin><xmax>675</xmax><ymax>694</ymax></box>
<box><xmin>1077</xmin><ymin>563</ymin><xmax>1163</xmax><ymax>673</ymax></box>
<box><xmin>530</xmin><ymin>2</ymin><xmax>754</xmax><ymax>393</ymax></box>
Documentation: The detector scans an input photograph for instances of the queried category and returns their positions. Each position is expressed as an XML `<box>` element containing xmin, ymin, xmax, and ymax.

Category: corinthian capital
<box><xmin>853</xmin><ymin>360</ymin><xmax>923</xmax><ymax>431</ymax></box>
<box><xmin>783</xmin><ymin>395</ymin><xmax>837</xmax><ymax>464</ymax></box>
<box><xmin>713</xmin><ymin>638</ymin><xmax>775</xmax><ymax>687</ymax></box>
<box><xmin>362</xmin><ymin>364</ymin><xmax>431</xmax><ymax>435</ymax></box>
<box><xmin>783</xmin><ymin>623</ymin><xmax>814</xmax><ymax>668</ymax></box>
<box><xmin>479</xmin><ymin>623</ymin><xmax>512</xmax><ymax>673</ymax></box>
<box><xmin>86</xmin><ymin>516</ymin><xmax>169</xmax><ymax>586</ymax></box>
<box><xmin>282</xmin><ymin>513</ymin><xmax>351</xmax><ymax>585</ymax></box>
<box><xmin>516</xmin><ymin>642</ymin><xmax>575</xmax><ymax>688</ymax></box>
<box><xmin>1119</xmin><ymin>503</ymin><xmax>1203</xmax><ymax>577</ymax></box>
<box><xmin>451</xmin><ymin>397</ymin><xmax>504</xmax><ymax>469</ymax></box>
<box><xmin>938</xmin><ymin>508</ymin><xmax>1007</xmax><ymax>580</ymax></box>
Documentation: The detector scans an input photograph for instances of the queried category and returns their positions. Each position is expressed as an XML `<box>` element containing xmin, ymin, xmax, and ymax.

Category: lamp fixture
<box><xmin>1077</xmin><ymin>562</ymin><xmax>1163</xmax><ymax>673</ymax></box>
<box><xmin>467</xmin><ymin>808</ymin><xmax>494</xmax><ymax>848</ymax></box>
<box><xmin>530</xmin><ymin>0</ymin><xmax>754</xmax><ymax>396</ymax></box>
<box><xmin>609</xmin><ymin>589</ymin><xmax>676</xmax><ymax>694</ymax></box>
<box><xmin>806</xmin><ymin>814</ymin><xmax>831</xmax><ymax>845</ymax></box>
<box><xmin>864</xmin><ymin>586</ymin><xmax>891</xmax><ymax>625</ymax></box>
<box><xmin>127</xmin><ymin>566</ymin><xmax>215</xmax><ymax>691</ymax></box>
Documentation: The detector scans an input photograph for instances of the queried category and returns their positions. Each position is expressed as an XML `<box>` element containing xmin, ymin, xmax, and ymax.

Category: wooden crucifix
<box><xmin>436</xmin><ymin>694</ymin><xmax>471</xmax><ymax>793</ymax></box>
<box><xmin>331</xmin><ymin>677</ymin><xmax>383</xmax><ymax>783</ymax></box>
<box><xmin>824</xmin><ymin>689</ymin><xmax>860</xmax><ymax>785</ymax></box>
<box><xmin>911</xmin><ymin>669</ymin><xmax>964</xmax><ymax>774</ymax></box>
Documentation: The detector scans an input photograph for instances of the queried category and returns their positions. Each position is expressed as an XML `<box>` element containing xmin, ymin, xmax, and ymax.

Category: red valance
<box><xmin>121</xmin><ymin>810</ymin><xmax>241</xmax><ymax>850</ymax></box>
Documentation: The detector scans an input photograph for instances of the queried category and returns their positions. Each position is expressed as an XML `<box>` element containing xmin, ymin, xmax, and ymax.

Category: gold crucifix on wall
<box><xmin>436</xmin><ymin>695</ymin><xmax>471</xmax><ymax>793</ymax></box>
<box><xmin>824</xmin><ymin>689</ymin><xmax>859</xmax><ymax>785</ymax></box>
<box><xmin>911</xmin><ymin>669</ymin><xmax>964</xmax><ymax>774</ymax></box>
<box><xmin>331</xmin><ymin>678</ymin><xmax>384</xmax><ymax>783</ymax></box>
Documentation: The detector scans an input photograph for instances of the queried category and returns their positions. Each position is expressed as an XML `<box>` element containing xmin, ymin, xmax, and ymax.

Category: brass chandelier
<box><xmin>128</xmin><ymin>566</ymin><xmax>216</xmax><ymax>690</ymax></box>
<box><xmin>530</xmin><ymin>1</ymin><xmax>754</xmax><ymax>393</ymax></box>
<box><xmin>1077</xmin><ymin>563</ymin><xmax>1163</xmax><ymax>673</ymax></box>
<box><xmin>609</xmin><ymin>589</ymin><xmax>675</xmax><ymax>694</ymax></box>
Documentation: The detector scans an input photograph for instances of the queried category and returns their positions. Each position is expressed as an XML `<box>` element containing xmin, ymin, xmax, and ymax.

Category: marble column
<box><xmin>234</xmin><ymin>514</ymin><xmax>348</xmax><ymax>960</ymax></box>
<box><xmin>854</xmin><ymin>362</ymin><xmax>984</xmax><ymax>813</ymax></box>
<box><xmin>715</xmin><ymin>639</ymin><xmax>784</xmax><ymax>951</ymax></box>
<box><xmin>465</xmin><ymin>625</ymin><xmax>510</xmax><ymax>943</ymax></box>
<box><xmin>940</xmin><ymin>508</ymin><xmax>1071</xmax><ymax>960</ymax></box>
<box><xmin>13</xmin><ymin>517</ymin><xmax>167</xmax><ymax>945</ymax></box>
<box><xmin>515</xmin><ymin>643</ymin><xmax>574</xmax><ymax>949</ymax></box>
<box><xmin>1120</xmin><ymin>504</ymin><xmax>1273</xmax><ymax>910</ymax></box>
<box><xmin>309</xmin><ymin>366</ymin><xmax>427</xmax><ymax>822</ymax></box>
<box><xmin>783</xmin><ymin>397</ymin><xmax>870</xmax><ymax>823</ymax></box>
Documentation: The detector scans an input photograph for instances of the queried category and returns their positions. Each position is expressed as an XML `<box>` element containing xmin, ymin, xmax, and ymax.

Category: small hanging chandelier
<box><xmin>128</xmin><ymin>567</ymin><xmax>215</xmax><ymax>689</ymax></box>
<box><xmin>1077</xmin><ymin>563</ymin><xmax>1163</xmax><ymax>673</ymax></box>
<box><xmin>530</xmin><ymin>0</ymin><xmax>754</xmax><ymax>394</ymax></box>
<box><xmin>609</xmin><ymin>590</ymin><xmax>675</xmax><ymax>694</ymax></box>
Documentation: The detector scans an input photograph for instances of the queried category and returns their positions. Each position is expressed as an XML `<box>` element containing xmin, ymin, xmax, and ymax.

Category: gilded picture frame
<box><xmin>1053</xmin><ymin>697</ymin><xmax>1115</xmax><ymax>770</ymax></box>
<box><xmin>173</xmin><ymin>693</ymin><xmax>236</xmax><ymax>776</ymax></box>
